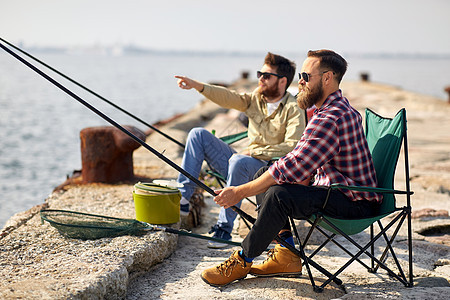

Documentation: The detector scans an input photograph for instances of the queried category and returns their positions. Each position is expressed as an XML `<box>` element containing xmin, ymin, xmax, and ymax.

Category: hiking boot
<box><xmin>180</xmin><ymin>189</ymin><xmax>204</xmax><ymax>230</ymax></box>
<box><xmin>201</xmin><ymin>250</ymin><xmax>252</xmax><ymax>287</ymax></box>
<box><xmin>207</xmin><ymin>225</ymin><xmax>232</xmax><ymax>249</ymax></box>
<box><xmin>249</xmin><ymin>244</ymin><xmax>302</xmax><ymax>277</ymax></box>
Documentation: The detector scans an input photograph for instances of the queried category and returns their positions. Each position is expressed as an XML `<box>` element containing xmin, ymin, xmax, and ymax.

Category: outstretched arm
<box><xmin>174</xmin><ymin>75</ymin><xmax>204</xmax><ymax>92</ymax></box>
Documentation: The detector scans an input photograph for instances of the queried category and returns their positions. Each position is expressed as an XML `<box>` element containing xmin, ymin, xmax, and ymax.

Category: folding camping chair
<box><xmin>290</xmin><ymin>108</ymin><xmax>414</xmax><ymax>292</ymax></box>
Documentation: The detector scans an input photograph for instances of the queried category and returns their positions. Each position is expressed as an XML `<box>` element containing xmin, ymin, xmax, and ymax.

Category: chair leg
<box><xmin>275</xmin><ymin>234</ymin><xmax>343</xmax><ymax>290</ymax></box>
<box><xmin>306</xmin><ymin>221</ymin><xmax>372</xmax><ymax>270</ymax></box>
<box><xmin>230</xmin><ymin>205</ymin><xmax>343</xmax><ymax>290</ymax></box>
<box><xmin>308</xmin><ymin>231</ymin><xmax>335</xmax><ymax>259</ymax></box>
<box><xmin>407</xmin><ymin>206</ymin><xmax>414</xmax><ymax>287</ymax></box>
<box><xmin>288</xmin><ymin>217</ymin><xmax>344</xmax><ymax>292</ymax></box>
<box><xmin>370</xmin><ymin>224</ymin><xmax>375</xmax><ymax>272</ymax></box>
<box><xmin>289</xmin><ymin>217</ymin><xmax>318</xmax><ymax>291</ymax></box>
<box><xmin>318</xmin><ymin>213</ymin><xmax>410</xmax><ymax>288</ymax></box>
<box><xmin>303</xmin><ymin>214</ymin><xmax>324</xmax><ymax>245</ymax></box>
<box><xmin>372</xmin><ymin>213</ymin><xmax>406</xmax><ymax>273</ymax></box>
<box><xmin>375</xmin><ymin>215</ymin><xmax>409</xmax><ymax>285</ymax></box>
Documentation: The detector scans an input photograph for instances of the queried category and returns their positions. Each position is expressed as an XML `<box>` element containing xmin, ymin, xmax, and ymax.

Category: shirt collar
<box><xmin>314</xmin><ymin>89</ymin><xmax>342</xmax><ymax>114</ymax></box>
<box><xmin>276</xmin><ymin>91</ymin><xmax>289</xmax><ymax>108</ymax></box>
<box><xmin>261</xmin><ymin>91</ymin><xmax>289</xmax><ymax>104</ymax></box>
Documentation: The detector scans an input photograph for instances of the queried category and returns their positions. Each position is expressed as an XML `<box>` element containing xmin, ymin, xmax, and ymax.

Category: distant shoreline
<box><xmin>14</xmin><ymin>44</ymin><xmax>450</xmax><ymax>60</ymax></box>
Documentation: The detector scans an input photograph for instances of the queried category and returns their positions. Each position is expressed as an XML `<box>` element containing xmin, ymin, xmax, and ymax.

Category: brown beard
<box><xmin>261</xmin><ymin>78</ymin><xmax>282</xmax><ymax>99</ymax></box>
<box><xmin>296</xmin><ymin>81</ymin><xmax>323</xmax><ymax>110</ymax></box>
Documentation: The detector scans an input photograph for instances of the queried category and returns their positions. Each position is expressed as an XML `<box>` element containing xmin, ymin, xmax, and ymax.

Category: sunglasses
<box><xmin>298</xmin><ymin>71</ymin><xmax>332</xmax><ymax>82</ymax></box>
<box><xmin>257</xmin><ymin>71</ymin><xmax>284</xmax><ymax>80</ymax></box>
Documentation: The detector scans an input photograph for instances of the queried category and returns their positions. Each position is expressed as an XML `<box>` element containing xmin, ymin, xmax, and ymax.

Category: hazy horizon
<box><xmin>2</xmin><ymin>0</ymin><xmax>449</xmax><ymax>57</ymax></box>
<box><xmin>4</xmin><ymin>40</ymin><xmax>450</xmax><ymax>59</ymax></box>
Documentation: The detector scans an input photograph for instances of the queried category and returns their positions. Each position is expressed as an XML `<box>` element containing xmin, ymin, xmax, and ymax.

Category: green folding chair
<box><xmin>291</xmin><ymin>108</ymin><xmax>414</xmax><ymax>292</ymax></box>
<box><xmin>218</xmin><ymin>130</ymin><xmax>248</xmax><ymax>145</ymax></box>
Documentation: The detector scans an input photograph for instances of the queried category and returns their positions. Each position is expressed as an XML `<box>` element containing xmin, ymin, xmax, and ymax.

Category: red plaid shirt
<box><xmin>269</xmin><ymin>90</ymin><xmax>382</xmax><ymax>203</ymax></box>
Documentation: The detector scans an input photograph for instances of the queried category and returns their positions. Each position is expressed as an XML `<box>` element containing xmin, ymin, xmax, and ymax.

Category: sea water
<box><xmin>1</xmin><ymin>50</ymin><xmax>449</xmax><ymax>227</ymax></box>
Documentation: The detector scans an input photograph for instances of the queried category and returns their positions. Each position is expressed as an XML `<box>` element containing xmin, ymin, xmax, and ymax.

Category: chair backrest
<box><xmin>365</xmin><ymin>108</ymin><xmax>406</xmax><ymax>214</ymax></box>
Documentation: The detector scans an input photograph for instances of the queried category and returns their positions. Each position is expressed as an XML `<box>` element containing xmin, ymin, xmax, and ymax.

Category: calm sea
<box><xmin>1</xmin><ymin>50</ymin><xmax>449</xmax><ymax>227</ymax></box>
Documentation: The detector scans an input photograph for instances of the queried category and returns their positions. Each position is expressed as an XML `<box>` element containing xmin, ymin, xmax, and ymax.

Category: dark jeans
<box><xmin>241</xmin><ymin>167</ymin><xmax>380</xmax><ymax>258</ymax></box>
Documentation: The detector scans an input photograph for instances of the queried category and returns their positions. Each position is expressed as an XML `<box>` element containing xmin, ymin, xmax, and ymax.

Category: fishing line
<box><xmin>0</xmin><ymin>38</ymin><xmax>235</xmax><ymax>190</ymax></box>
<box><xmin>0</xmin><ymin>40</ymin><xmax>208</xmax><ymax>194</ymax></box>
<box><xmin>0</xmin><ymin>37</ymin><xmax>185</xmax><ymax>148</ymax></box>
<box><xmin>0</xmin><ymin>40</ymin><xmax>259</xmax><ymax>221</ymax></box>
<box><xmin>0</xmin><ymin>41</ymin><xmax>341</xmax><ymax>284</ymax></box>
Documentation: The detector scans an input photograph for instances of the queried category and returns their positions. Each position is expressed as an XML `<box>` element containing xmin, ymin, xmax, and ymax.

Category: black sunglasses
<box><xmin>257</xmin><ymin>71</ymin><xmax>284</xmax><ymax>80</ymax></box>
<box><xmin>299</xmin><ymin>71</ymin><xmax>332</xmax><ymax>82</ymax></box>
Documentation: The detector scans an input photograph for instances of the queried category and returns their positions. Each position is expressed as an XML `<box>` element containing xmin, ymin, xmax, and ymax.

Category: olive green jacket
<box><xmin>201</xmin><ymin>84</ymin><xmax>306</xmax><ymax>160</ymax></box>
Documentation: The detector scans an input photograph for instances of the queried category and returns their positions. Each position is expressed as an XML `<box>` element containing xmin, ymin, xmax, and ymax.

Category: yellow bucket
<box><xmin>133</xmin><ymin>182</ymin><xmax>180</xmax><ymax>224</ymax></box>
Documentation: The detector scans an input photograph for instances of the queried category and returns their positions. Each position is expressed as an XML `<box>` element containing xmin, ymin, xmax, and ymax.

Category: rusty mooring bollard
<box><xmin>360</xmin><ymin>72</ymin><xmax>370</xmax><ymax>82</ymax></box>
<box><xmin>80</xmin><ymin>126</ymin><xmax>146</xmax><ymax>183</ymax></box>
<box><xmin>445</xmin><ymin>86</ymin><xmax>450</xmax><ymax>104</ymax></box>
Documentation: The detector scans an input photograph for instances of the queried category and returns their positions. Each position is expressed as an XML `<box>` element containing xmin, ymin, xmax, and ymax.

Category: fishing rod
<box><xmin>0</xmin><ymin>40</ymin><xmax>201</xmax><ymax>193</ymax></box>
<box><xmin>0</xmin><ymin>37</ymin><xmax>254</xmax><ymax>207</ymax></box>
<box><xmin>0</xmin><ymin>41</ymin><xmax>341</xmax><ymax>286</ymax></box>
<box><xmin>0</xmin><ymin>37</ymin><xmax>185</xmax><ymax>148</ymax></box>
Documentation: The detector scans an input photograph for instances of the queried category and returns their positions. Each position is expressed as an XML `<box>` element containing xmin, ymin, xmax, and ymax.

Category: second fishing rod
<box><xmin>0</xmin><ymin>40</ymin><xmax>341</xmax><ymax>286</ymax></box>
<box><xmin>0</xmin><ymin>38</ymin><xmax>258</xmax><ymax>211</ymax></box>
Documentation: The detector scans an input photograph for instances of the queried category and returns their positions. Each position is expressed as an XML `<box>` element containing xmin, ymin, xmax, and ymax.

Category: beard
<box><xmin>260</xmin><ymin>79</ymin><xmax>282</xmax><ymax>99</ymax></box>
<box><xmin>296</xmin><ymin>81</ymin><xmax>324</xmax><ymax>110</ymax></box>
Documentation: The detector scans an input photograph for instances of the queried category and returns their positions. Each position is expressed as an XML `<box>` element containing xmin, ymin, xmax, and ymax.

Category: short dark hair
<box><xmin>307</xmin><ymin>50</ymin><xmax>348</xmax><ymax>83</ymax></box>
<box><xmin>264</xmin><ymin>52</ymin><xmax>296</xmax><ymax>91</ymax></box>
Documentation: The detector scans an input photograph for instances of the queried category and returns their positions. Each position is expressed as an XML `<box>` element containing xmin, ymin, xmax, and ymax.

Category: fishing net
<box><xmin>40</xmin><ymin>209</ymin><xmax>150</xmax><ymax>240</ymax></box>
<box><xmin>40</xmin><ymin>209</ymin><xmax>244</xmax><ymax>246</ymax></box>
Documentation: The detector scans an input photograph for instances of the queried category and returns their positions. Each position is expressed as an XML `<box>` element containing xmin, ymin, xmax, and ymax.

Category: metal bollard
<box><xmin>80</xmin><ymin>126</ymin><xmax>146</xmax><ymax>183</ymax></box>
<box><xmin>445</xmin><ymin>86</ymin><xmax>450</xmax><ymax>104</ymax></box>
<box><xmin>360</xmin><ymin>72</ymin><xmax>370</xmax><ymax>82</ymax></box>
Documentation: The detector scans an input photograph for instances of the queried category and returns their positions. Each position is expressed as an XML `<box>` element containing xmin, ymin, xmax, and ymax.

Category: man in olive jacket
<box><xmin>175</xmin><ymin>52</ymin><xmax>306</xmax><ymax>247</ymax></box>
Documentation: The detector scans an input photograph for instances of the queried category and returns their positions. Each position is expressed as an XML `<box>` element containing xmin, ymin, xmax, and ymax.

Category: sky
<box><xmin>1</xmin><ymin>0</ymin><xmax>450</xmax><ymax>56</ymax></box>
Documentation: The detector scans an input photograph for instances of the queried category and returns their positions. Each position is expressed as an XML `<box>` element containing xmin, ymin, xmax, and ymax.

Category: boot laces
<box><xmin>216</xmin><ymin>255</ymin><xmax>246</xmax><ymax>277</ymax></box>
<box><xmin>262</xmin><ymin>248</ymin><xmax>279</xmax><ymax>264</ymax></box>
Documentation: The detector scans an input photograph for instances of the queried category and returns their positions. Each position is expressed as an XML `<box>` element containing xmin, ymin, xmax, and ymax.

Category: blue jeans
<box><xmin>177</xmin><ymin>127</ymin><xmax>267</xmax><ymax>234</ymax></box>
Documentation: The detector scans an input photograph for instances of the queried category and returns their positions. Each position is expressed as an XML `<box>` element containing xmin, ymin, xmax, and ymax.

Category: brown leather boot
<box><xmin>250</xmin><ymin>244</ymin><xmax>302</xmax><ymax>277</ymax></box>
<box><xmin>201</xmin><ymin>250</ymin><xmax>252</xmax><ymax>287</ymax></box>
<box><xmin>180</xmin><ymin>189</ymin><xmax>204</xmax><ymax>230</ymax></box>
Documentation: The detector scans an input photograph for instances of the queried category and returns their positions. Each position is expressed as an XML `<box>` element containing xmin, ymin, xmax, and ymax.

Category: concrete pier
<box><xmin>1</xmin><ymin>79</ymin><xmax>449</xmax><ymax>299</ymax></box>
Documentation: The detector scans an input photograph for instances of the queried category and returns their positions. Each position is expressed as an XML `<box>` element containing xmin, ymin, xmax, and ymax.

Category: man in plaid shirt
<box><xmin>201</xmin><ymin>50</ymin><xmax>382</xmax><ymax>287</ymax></box>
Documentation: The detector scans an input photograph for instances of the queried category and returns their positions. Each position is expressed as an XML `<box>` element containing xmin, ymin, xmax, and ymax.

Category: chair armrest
<box><xmin>219</xmin><ymin>131</ymin><xmax>248</xmax><ymax>145</ymax></box>
<box><xmin>205</xmin><ymin>170</ymin><xmax>226</xmax><ymax>182</ymax></box>
<box><xmin>329</xmin><ymin>183</ymin><xmax>413</xmax><ymax>195</ymax></box>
